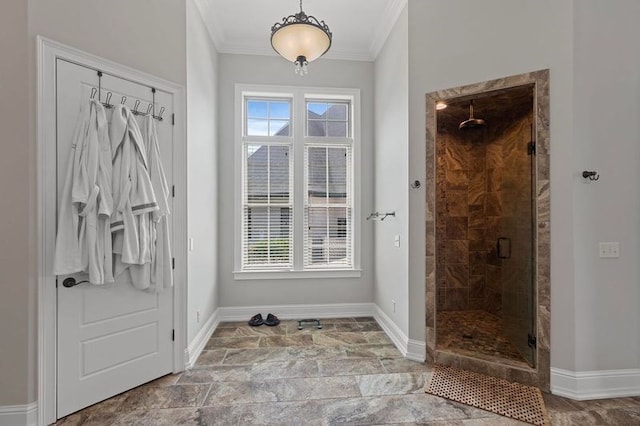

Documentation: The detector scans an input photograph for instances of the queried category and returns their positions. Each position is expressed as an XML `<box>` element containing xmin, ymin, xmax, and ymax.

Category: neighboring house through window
<box><xmin>234</xmin><ymin>85</ymin><xmax>361</xmax><ymax>279</ymax></box>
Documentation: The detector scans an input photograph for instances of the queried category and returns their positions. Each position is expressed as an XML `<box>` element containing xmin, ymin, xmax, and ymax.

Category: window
<box><xmin>235</xmin><ymin>85</ymin><xmax>360</xmax><ymax>278</ymax></box>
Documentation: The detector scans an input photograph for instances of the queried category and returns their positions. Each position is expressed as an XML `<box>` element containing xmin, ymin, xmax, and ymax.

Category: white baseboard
<box><xmin>185</xmin><ymin>309</ymin><xmax>220</xmax><ymax>369</ymax></box>
<box><xmin>406</xmin><ymin>339</ymin><xmax>427</xmax><ymax>362</ymax></box>
<box><xmin>372</xmin><ymin>305</ymin><xmax>426</xmax><ymax>362</ymax></box>
<box><xmin>0</xmin><ymin>402</ymin><xmax>37</xmax><ymax>426</ymax></box>
<box><xmin>551</xmin><ymin>367</ymin><xmax>640</xmax><ymax>400</ymax></box>
<box><xmin>216</xmin><ymin>303</ymin><xmax>375</xmax><ymax>322</ymax></box>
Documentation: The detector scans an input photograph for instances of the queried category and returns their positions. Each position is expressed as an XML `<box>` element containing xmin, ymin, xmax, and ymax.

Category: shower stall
<box><xmin>434</xmin><ymin>84</ymin><xmax>536</xmax><ymax>367</ymax></box>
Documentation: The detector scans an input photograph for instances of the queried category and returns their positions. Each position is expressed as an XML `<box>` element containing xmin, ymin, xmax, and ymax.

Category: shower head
<box><xmin>459</xmin><ymin>100</ymin><xmax>486</xmax><ymax>130</ymax></box>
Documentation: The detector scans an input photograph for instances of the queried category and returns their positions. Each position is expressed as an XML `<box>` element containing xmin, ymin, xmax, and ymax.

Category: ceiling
<box><xmin>194</xmin><ymin>0</ymin><xmax>407</xmax><ymax>61</ymax></box>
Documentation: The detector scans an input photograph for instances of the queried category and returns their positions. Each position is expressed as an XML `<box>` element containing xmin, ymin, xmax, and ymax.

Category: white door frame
<box><xmin>36</xmin><ymin>36</ymin><xmax>188</xmax><ymax>425</ymax></box>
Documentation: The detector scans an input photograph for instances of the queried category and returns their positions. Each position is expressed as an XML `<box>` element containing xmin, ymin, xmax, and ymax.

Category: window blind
<box><xmin>242</xmin><ymin>143</ymin><xmax>293</xmax><ymax>269</ymax></box>
<box><xmin>304</xmin><ymin>145</ymin><xmax>353</xmax><ymax>268</ymax></box>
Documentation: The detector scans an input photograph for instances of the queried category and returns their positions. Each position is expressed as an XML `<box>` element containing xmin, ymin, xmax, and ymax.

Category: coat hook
<box><xmin>105</xmin><ymin>92</ymin><xmax>112</xmax><ymax>105</ymax></box>
<box><xmin>133</xmin><ymin>100</ymin><xmax>140</xmax><ymax>113</ymax></box>
<box><xmin>147</xmin><ymin>104</ymin><xmax>154</xmax><ymax>114</ymax></box>
<box><xmin>582</xmin><ymin>171</ymin><xmax>599</xmax><ymax>181</ymax></box>
<box><xmin>121</xmin><ymin>96</ymin><xmax>127</xmax><ymax>105</ymax></box>
<box><xmin>90</xmin><ymin>87</ymin><xmax>97</xmax><ymax>99</ymax></box>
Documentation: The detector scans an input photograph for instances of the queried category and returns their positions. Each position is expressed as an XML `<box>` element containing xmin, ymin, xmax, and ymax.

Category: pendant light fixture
<box><xmin>270</xmin><ymin>0</ymin><xmax>332</xmax><ymax>75</ymax></box>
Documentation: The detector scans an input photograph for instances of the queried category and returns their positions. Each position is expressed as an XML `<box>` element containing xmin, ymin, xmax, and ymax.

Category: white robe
<box><xmin>54</xmin><ymin>99</ymin><xmax>114</xmax><ymax>284</ymax></box>
<box><xmin>109</xmin><ymin>105</ymin><xmax>159</xmax><ymax>288</ymax></box>
<box><xmin>129</xmin><ymin>115</ymin><xmax>173</xmax><ymax>291</ymax></box>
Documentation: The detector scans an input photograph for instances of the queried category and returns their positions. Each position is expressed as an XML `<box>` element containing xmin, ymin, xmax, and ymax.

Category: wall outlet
<box><xmin>392</xmin><ymin>299</ymin><xmax>396</xmax><ymax>313</ymax></box>
<box><xmin>196</xmin><ymin>310</ymin><xmax>200</xmax><ymax>323</ymax></box>
<box><xmin>394</xmin><ymin>235</ymin><xmax>400</xmax><ymax>248</ymax></box>
<box><xmin>599</xmin><ymin>242</ymin><xmax>620</xmax><ymax>258</ymax></box>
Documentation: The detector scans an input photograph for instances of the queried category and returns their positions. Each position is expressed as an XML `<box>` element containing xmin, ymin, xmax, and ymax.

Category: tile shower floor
<box><xmin>56</xmin><ymin>317</ymin><xmax>640</xmax><ymax>425</ymax></box>
<box><xmin>437</xmin><ymin>310</ymin><xmax>529</xmax><ymax>367</ymax></box>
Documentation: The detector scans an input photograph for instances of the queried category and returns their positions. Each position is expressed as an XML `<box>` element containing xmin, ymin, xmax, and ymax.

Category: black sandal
<box><xmin>264</xmin><ymin>313</ymin><xmax>280</xmax><ymax>326</ymax></box>
<box><xmin>248</xmin><ymin>313</ymin><xmax>264</xmax><ymax>327</ymax></box>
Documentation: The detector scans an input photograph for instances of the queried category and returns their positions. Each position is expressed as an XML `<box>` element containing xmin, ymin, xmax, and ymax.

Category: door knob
<box><xmin>62</xmin><ymin>277</ymin><xmax>89</xmax><ymax>288</ymax></box>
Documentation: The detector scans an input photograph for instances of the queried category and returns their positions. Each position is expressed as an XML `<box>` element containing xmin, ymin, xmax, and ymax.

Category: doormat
<box><xmin>425</xmin><ymin>364</ymin><xmax>550</xmax><ymax>426</ymax></box>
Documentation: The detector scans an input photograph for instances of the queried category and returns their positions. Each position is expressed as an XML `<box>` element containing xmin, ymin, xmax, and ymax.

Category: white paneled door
<box><xmin>56</xmin><ymin>59</ymin><xmax>174</xmax><ymax>418</ymax></box>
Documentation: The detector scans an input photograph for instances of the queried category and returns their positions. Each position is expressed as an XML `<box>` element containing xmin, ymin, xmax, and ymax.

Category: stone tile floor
<box><xmin>437</xmin><ymin>310</ymin><xmax>528</xmax><ymax>366</ymax></box>
<box><xmin>57</xmin><ymin>317</ymin><xmax>640</xmax><ymax>425</ymax></box>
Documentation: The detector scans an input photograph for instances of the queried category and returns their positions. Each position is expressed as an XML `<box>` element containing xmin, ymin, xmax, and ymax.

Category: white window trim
<box><xmin>233</xmin><ymin>84</ymin><xmax>361</xmax><ymax>280</ymax></box>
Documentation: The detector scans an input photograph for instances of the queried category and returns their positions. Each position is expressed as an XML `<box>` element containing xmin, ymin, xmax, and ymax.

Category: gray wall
<box><xmin>373</xmin><ymin>7</ymin><xmax>409</xmax><ymax>334</ymax></box>
<box><xmin>406</xmin><ymin>0</ymin><xmax>575</xmax><ymax>365</ymax></box>
<box><xmin>187</xmin><ymin>0</ymin><xmax>220</xmax><ymax>342</ymax></box>
<box><xmin>217</xmin><ymin>54</ymin><xmax>375</xmax><ymax>307</ymax></box>
<box><xmin>572</xmin><ymin>0</ymin><xmax>640</xmax><ymax>372</ymax></box>
<box><xmin>0</xmin><ymin>0</ymin><xmax>188</xmax><ymax>407</ymax></box>
<box><xmin>0</xmin><ymin>0</ymin><xmax>32</xmax><ymax>407</ymax></box>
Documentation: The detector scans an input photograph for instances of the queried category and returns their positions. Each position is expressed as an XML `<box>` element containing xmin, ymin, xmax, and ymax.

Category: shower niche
<box><xmin>425</xmin><ymin>70</ymin><xmax>550</xmax><ymax>390</ymax></box>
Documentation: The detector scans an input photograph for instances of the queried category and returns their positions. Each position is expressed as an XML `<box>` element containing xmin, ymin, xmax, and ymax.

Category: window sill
<box><xmin>233</xmin><ymin>269</ymin><xmax>362</xmax><ymax>281</ymax></box>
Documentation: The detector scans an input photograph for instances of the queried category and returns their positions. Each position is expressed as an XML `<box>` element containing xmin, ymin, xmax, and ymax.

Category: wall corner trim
<box><xmin>0</xmin><ymin>402</ymin><xmax>38</xmax><ymax>426</ymax></box>
<box><xmin>185</xmin><ymin>309</ymin><xmax>220</xmax><ymax>369</ymax></box>
<box><xmin>373</xmin><ymin>305</ymin><xmax>426</xmax><ymax>362</ymax></box>
<box><xmin>551</xmin><ymin>367</ymin><xmax>640</xmax><ymax>400</ymax></box>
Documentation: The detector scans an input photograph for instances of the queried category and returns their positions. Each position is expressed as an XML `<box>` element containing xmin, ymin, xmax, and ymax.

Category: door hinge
<box><xmin>172</xmin><ymin>257</ymin><xmax>175</xmax><ymax>270</ymax></box>
<box><xmin>528</xmin><ymin>333</ymin><xmax>537</xmax><ymax>349</ymax></box>
<box><xmin>172</xmin><ymin>113</ymin><xmax>175</xmax><ymax>126</ymax></box>
<box><xmin>172</xmin><ymin>329</ymin><xmax>175</xmax><ymax>341</ymax></box>
<box><xmin>527</xmin><ymin>141</ymin><xmax>536</xmax><ymax>155</ymax></box>
<box><xmin>172</xmin><ymin>185</ymin><xmax>175</xmax><ymax>198</ymax></box>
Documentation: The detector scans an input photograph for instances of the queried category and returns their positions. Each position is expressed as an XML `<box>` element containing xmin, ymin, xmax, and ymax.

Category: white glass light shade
<box><xmin>271</xmin><ymin>23</ymin><xmax>331</xmax><ymax>63</ymax></box>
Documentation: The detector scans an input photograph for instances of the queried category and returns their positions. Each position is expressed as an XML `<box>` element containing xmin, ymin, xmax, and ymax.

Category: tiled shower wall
<box><xmin>436</xmin><ymin>112</ymin><xmax>533</xmax><ymax>314</ymax></box>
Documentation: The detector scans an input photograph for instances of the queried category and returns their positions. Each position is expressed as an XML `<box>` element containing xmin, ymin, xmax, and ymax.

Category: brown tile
<box><xmin>446</xmin><ymin>170</ymin><xmax>469</xmax><ymax>190</ymax></box>
<box><xmin>259</xmin><ymin>334</ymin><xmax>314</xmax><ymax>347</ymax></box>
<box><xmin>446</xmin><ymin>190</ymin><xmax>469</xmax><ymax>217</ymax></box>
<box><xmin>194</xmin><ymin>349</ymin><xmax>227</xmax><ymax>367</ymax></box>
<box><xmin>446</xmin><ymin>217</ymin><xmax>468</xmax><ymax>240</ymax></box>
<box><xmin>445</xmin><ymin>264</ymin><xmax>469</xmax><ymax>289</ymax></box>
<box><xmin>446</xmin><ymin>240</ymin><xmax>468</xmax><ymax>263</ymax></box>
<box><xmin>205</xmin><ymin>336</ymin><xmax>260</xmax><ymax>349</ymax></box>
<box><xmin>119</xmin><ymin>384</ymin><xmax>210</xmax><ymax>410</ymax></box>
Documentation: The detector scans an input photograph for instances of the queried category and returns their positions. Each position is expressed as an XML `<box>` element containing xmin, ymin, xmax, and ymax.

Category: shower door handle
<box><xmin>497</xmin><ymin>238</ymin><xmax>511</xmax><ymax>259</ymax></box>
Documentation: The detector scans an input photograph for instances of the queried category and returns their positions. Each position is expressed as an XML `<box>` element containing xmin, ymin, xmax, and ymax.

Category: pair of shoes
<box><xmin>247</xmin><ymin>313</ymin><xmax>280</xmax><ymax>327</ymax></box>
<box><xmin>265</xmin><ymin>313</ymin><xmax>280</xmax><ymax>326</ymax></box>
<box><xmin>248</xmin><ymin>313</ymin><xmax>264</xmax><ymax>327</ymax></box>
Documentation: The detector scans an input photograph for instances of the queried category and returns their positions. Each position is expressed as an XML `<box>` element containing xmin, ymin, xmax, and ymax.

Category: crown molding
<box><xmin>369</xmin><ymin>0</ymin><xmax>408</xmax><ymax>59</ymax></box>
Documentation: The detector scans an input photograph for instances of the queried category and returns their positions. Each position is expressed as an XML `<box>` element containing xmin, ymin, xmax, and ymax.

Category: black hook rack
<box><xmin>410</xmin><ymin>180</ymin><xmax>421</xmax><ymax>189</ymax></box>
<box><xmin>90</xmin><ymin>71</ymin><xmax>164</xmax><ymax>121</ymax></box>
<box><xmin>582</xmin><ymin>171</ymin><xmax>599</xmax><ymax>181</ymax></box>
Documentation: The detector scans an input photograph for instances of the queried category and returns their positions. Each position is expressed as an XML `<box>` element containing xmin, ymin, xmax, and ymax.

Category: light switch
<box><xmin>599</xmin><ymin>242</ymin><xmax>619</xmax><ymax>258</ymax></box>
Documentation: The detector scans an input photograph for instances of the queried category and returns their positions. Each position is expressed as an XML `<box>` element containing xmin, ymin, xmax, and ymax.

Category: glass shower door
<box><xmin>500</xmin><ymin>119</ymin><xmax>536</xmax><ymax>367</ymax></box>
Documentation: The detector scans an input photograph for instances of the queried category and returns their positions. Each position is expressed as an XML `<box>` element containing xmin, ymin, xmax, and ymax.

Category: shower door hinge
<box><xmin>172</xmin><ymin>257</ymin><xmax>175</xmax><ymax>270</ymax></box>
<box><xmin>527</xmin><ymin>141</ymin><xmax>536</xmax><ymax>155</ymax></box>
<box><xmin>172</xmin><ymin>113</ymin><xmax>175</xmax><ymax>126</ymax></box>
<box><xmin>528</xmin><ymin>333</ymin><xmax>537</xmax><ymax>349</ymax></box>
<box><xmin>172</xmin><ymin>329</ymin><xmax>175</xmax><ymax>341</ymax></box>
<box><xmin>172</xmin><ymin>185</ymin><xmax>175</xmax><ymax>198</ymax></box>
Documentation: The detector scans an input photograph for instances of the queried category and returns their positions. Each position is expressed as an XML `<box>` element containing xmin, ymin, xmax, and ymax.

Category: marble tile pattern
<box><xmin>426</xmin><ymin>69</ymin><xmax>551</xmax><ymax>390</ymax></box>
<box><xmin>436</xmin><ymin>310</ymin><xmax>527</xmax><ymax>365</ymax></box>
<box><xmin>435</xmin><ymin>93</ymin><xmax>534</xmax><ymax>316</ymax></box>
<box><xmin>56</xmin><ymin>317</ymin><xmax>639</xmax><ymax>425</ymax></box>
